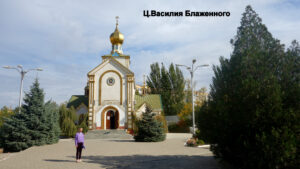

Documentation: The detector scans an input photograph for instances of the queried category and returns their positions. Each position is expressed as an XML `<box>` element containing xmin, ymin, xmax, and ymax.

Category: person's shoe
<box><xmin>76</xmin><ymin>160</ymin><xmax>79</xmax><ymax>163</ymax></box>
<box><xmin>79</xmin><ymin>159</ymin><xmax>82</xmax><ymax>162</ymax></box>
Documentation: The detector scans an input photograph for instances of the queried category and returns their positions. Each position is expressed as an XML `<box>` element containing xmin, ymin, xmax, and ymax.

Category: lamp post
<box><xmin>176</xmin><ymin>59</ymin><xmax>209</xmax><ymax>135</ymax></box>
<box><xmin>3</xmin><ymin>65</ymin><xmax>43</xmax><ymax>113</ymax></box>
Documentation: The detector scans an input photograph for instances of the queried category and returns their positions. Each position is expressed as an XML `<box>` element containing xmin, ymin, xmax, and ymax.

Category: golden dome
<box><xmin>110</xmin><ymin>26</ymin><xmax>124</xmax><ymax>45</ymax></box>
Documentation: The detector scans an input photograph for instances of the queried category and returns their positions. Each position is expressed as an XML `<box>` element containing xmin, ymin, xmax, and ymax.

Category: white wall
<box><xmin>101</xmin><ymin>72</ymin><xmax>121</xmax><ymax>101</ymax></box>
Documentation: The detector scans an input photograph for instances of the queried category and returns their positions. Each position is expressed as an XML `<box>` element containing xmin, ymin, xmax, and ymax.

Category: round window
<box><xmin>107</xmin><ymin>77</ymin><xmax>115</xmax><ymax>86</ymax></box>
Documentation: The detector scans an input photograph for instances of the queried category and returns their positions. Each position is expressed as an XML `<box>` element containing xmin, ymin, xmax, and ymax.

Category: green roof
<box><xmin>135</xmin><ymin>94</ymin><xmax>163</xmax><ymax>111</ymax></box>
<box><xmin>67</xmin><ymin>95</ymin><xmax>88</xmax><ymax>109</ymax></box>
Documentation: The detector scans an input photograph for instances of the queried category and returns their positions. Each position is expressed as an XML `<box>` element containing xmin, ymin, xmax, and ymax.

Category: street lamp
<box><xmin>176</xmin><ymin>59</ymin><xmax>209</xmax><ymax>135</ymax></box>
<box><xmin>3</xmin><ymin>65</ymin><xmax>43</xmax><ymax>113</ymax></box>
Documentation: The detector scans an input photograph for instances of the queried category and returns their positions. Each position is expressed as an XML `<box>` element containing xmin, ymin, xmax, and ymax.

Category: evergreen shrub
<box><xmin>134</xmin><ymin>106</ymin><xmax>166</xmax><ymax>142</ymax></box>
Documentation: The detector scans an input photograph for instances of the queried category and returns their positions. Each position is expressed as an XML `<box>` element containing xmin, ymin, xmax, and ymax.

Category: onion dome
<box><xmin>110</xmin><ymin>16</ymin><xmax>124</xmax><ymax>54</ymax></box>
<box><xmin>110</xmin><ymin>26</ymin><xmax>124</xmax><ymax>45</ymax></box>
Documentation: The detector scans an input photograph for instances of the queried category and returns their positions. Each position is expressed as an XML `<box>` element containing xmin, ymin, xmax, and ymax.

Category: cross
<box><xmin>116</xmin><ymin>16</ymin><xmax>119</xmax><ymax>26</ymax></box>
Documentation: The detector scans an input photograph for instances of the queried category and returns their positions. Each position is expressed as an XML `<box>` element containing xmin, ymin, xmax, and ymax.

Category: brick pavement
<box><xmin>0</xmin><ymin>133</ymin><xmax>220</xmax><ymax>169</ymax></box>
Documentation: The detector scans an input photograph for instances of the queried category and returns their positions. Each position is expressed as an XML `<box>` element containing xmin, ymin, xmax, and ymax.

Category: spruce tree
<box><xmin>22</xmin><ymin>78</ymin><xmax>48</xmax><ymax>146</ymax></box>
<box><xmin>1</xmin><ymin>113</ymin><xmax>32</xmax><ymax>152</ymax></box>
<box><xmin>44</xmin><ymin>101</ymin><xmax>60</xmax><ymax>144</ymax></box>
<box><xmin>134</xmin><ymin>106</ymin><xmax>166</xmax><ymax>142</ymax></box>
<box><xmin>1</xmin><ymin>79</ymin><xmax>61</xmax><ymax>151</ymax></box>
<box><xmin>197</xmin><ymin>5</ymin><xmax>299</xmax><ymax>169</ymax></box>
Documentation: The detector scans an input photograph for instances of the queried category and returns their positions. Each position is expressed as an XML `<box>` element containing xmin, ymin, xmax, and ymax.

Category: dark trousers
<box><xmin>76</xmin><ymin>143</ymin><xmax>83</xmax><ymax>160</ymax></box>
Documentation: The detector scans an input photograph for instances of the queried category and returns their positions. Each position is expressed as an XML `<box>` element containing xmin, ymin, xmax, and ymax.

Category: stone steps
<box><xmin>85</xmin><ymin>129</ymin><xmax>133</xmax><ymax>140</ymax></box>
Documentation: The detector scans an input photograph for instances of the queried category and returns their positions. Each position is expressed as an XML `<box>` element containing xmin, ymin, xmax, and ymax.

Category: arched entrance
<box><xmin>105</xmin><ymin>109</ymin><xmax>119</xmax><ymax>129</ymax></box>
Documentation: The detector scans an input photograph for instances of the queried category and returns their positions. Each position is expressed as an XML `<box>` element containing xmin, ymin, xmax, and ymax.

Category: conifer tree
<box><xmin>22</xmin><ymin>78</ymin><xmax>48</xmax><ymax>146</ymax></box>
<box><xmin>1</xmin><ymin>79</ymin><xmax>61</xmax><ymax>152</ymax></box>
<box><xmin>134</xmin><ymin>106</ymin><xmax>166</xmax><ymax>142</ymax></box>
<box><xmin>197</xmin><ymin>5</ymin><xmax>299</xmax><ymax>169</ymax></box>
<box><xmin>1</xmin><ymin>113</ymin><xmax>32</xmax><ymax>152</ymax></box>
<box><xmin>44</xmin><ymin>101</ymin><xmax>60</xmax><ymax>144</ymax></box>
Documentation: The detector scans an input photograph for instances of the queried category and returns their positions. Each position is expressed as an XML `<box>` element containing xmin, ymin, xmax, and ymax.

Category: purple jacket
<box><xmin>75</xmin><ymin>132</ymin><xmax>84</xmax><ymax>146</ymax></box>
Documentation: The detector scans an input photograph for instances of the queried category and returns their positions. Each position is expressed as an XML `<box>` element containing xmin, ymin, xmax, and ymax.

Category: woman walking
<box><xmin>75</xmin><ymin>127</ymin><xmax>85</xmax><ymax>163</ymax></box>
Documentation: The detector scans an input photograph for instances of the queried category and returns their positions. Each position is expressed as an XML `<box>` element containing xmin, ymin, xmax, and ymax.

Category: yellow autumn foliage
<box><xmin>178</xmin><ymin>103</ymin><xmax>192</xmax><ymax>121</ymax></box>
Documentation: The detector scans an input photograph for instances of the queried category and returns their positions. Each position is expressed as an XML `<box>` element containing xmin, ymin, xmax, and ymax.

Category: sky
<box><xmin>0</xmin><ymin>0</ymin><xmax>299</xmax><ymax>108</ymax></box>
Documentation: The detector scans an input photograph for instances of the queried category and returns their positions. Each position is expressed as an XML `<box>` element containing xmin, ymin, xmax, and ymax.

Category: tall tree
<box><xmin>168</xmin><ymin>64</ymin><xmax>185</xmax><ymax>114</ymax></box>
<box><xmin>59</xmin><ymin>104</ymin><xmax>77</xmax><ymax>137</ymax></box>
<box><xmin>147</xmin><ymin>63</ymin><xmax>162</xmax><ymax>94</ymax></box>
<box><xmin>44</xmin><ymin>101</ymin><xmax>60</xmax><ymax>144</ymax></box>
<box><xmin>197</xmin><ymin>5</ymin><xmax>299</xmax><ymax>169</ymax></box>
<box><xmin>22</xmin><ymin>79</ymin><xmax>48</xmax><ymax>146</ymax></box>
<box><xmin>1</xmin><ymin>79</ymin><xmax>60</xmax><ymax>151</ymax></box>
<box><xmin>147</xmin><ymin>63</ymin><xmax>185</xmax><ymax>115</ymax></box>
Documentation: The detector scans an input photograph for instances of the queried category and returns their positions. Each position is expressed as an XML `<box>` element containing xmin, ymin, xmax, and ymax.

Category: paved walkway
<box><xmin>0</xmin><ymin>133</ymin><xmax>220</xmax><ymax>169</ymax></box>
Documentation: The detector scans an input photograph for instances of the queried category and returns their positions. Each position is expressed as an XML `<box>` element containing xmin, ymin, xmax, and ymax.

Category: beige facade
<box><xmin>86</xmin><ymin>20</ymin><xmax>135</xmax><ymax>132</ymax></box>
<box><xmin>67</xmin><ymin>18</ymin><xmax>163</xmax><ymax>133</ymax></box>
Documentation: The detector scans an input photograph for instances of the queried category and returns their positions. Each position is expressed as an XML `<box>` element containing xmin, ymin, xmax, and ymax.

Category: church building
<box><xmin>67</xmin><ymin>17</ymin><xmax>163</xmax><ymax>133</ymax></box>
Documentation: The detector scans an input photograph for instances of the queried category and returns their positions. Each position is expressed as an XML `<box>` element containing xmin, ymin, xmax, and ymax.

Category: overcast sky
<box><xmin>0</xmin><ymin>0</ymin><xmax>299</xmax><ymax>108</ymax></box>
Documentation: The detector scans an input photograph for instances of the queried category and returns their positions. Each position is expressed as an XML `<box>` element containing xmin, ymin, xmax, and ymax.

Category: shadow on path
<box><xmin>45</xmin><ymin>155</ymin><xmax>219</xmax><ymax>169</ymax></box>
<box><xmin>44</xmin><ymin>159</ymin><xmax>75</xmax><ymax>163</ymax></box>
<box><xmin>108</xmin><ymin>140</ymin><xmax>135</xmax><ymax>142</ymax></box>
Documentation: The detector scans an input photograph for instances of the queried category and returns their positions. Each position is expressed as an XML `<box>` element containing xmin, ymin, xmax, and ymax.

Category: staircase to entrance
<box><xmin>85</xmin><ymin>129</ymin><xmax>133</xmax><ymax>140</ymax></box>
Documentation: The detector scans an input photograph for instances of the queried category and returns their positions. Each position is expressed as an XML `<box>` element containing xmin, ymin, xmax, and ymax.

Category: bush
<box><xmin>155</xmin><ymin>113</ymin><xmax>168</xmax><ymax>133</ymax></box>
<box><xmin>194</xmin><ymin>129</ymin><xmax>207</xmax><ymax>143</ymax></box>
<box><xmin>186</xmin><ymin>138</ymin><xmax>197</xmax><ymax>147</ymax></box>
<box><xmin>168</xmin><ymin>119</ymin><xmax>190</xmax><ymax>133</ymax></box>
<box><xmin>197</xmin><ymin>139</ymin><xmax>205</xmax><ymax>145</ymax></box>
<box><xmin>185</xmin><ymin>138</ymin><xmax>205</xmax><ymax>147</ymax></box>
<box><xmin>134</xmin><ymin>106</ymin><xmax>166</xmax><ymax>142</ymax></box>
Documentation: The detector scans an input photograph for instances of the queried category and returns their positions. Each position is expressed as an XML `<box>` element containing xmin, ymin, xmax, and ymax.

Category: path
<box><xmin>0</xmin><ymin>133</ymin><xmax>220</xmax><ymax>169</ymax></box>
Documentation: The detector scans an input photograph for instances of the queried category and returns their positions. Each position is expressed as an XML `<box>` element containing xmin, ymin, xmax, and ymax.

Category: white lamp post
<box><xmin>176</xmin><ymin>59</ymin><xmax>209</xmax><ymax>135</ymax></box>
<box><xmin>3</xmin><ymin>65</ymin><xmax>43</xmax><ymax>113</ymax></box>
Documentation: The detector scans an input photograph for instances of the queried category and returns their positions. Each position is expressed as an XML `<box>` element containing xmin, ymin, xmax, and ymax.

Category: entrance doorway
<box><xmin>106</xmin><ymin>110</ymin><xmax>119</xmax><ymax>129</ymax></box>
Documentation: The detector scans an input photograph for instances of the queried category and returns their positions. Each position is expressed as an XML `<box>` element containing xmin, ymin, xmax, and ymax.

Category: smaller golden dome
<box><xmin>110</xmin><ymin>27</ymin><xmax>124</xmax><ymax>45</ymax></box>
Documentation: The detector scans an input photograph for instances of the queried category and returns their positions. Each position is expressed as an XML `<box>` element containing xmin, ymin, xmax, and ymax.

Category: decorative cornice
<box><xmin>88</xmin><ymin>56</ymin><xmax>134</xmax><ymax>76</ymax></box>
